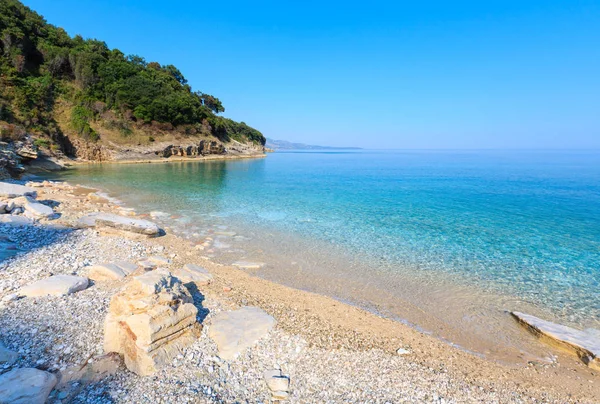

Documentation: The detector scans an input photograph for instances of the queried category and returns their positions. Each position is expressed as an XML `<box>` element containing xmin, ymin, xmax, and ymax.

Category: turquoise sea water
<box><xmin>49</xmin><ymin>150</ymin><xmax>600</xmax><ymax>355</ymax></box>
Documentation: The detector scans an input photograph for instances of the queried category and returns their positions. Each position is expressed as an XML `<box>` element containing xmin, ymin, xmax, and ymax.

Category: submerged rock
<box><xmin>208</xmin><ymin>306</ymin><xmax>276</xmax><ymax>360</ymax></box>
<box><xmin>511</xmin><ymin>311</ymin><xmax>600</xmax><ymax>370</ymax></box>
<box><xmin>19</xmin><ymin>275</ymin><xmax>89</xmax><ymax>297</ymax></box>
<box><xmin>0</xmin><ymin>368</ymin><xmax>57</xmax><ymax>404</ymax></box>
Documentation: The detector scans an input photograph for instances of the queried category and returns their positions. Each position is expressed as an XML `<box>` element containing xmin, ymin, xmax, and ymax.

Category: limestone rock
<box><xmin>511</xmin><ymin>311</ymin><xmax>600</xmax><ymax>370</ymax></box>
<box><xmin>19</xmin><ymin>275</ymin><xmax>89</xmax><ymax>297</ymax></box>
<box><xmin>23</xmin><ymin>200</ymin><xmax>55</xmax><ymax>219</ymax></box>
<box><xmin>232</xmin><ymin>261</ymin><xmax>266</xmax><ymax>270</ymax></box>
<box><xmin>264</xmin><ymin>369</ymin><xmax>291</xmax><ymax>401</ymax></box>
<box><xmin>175</xmin><ymin>263</ymin><xmax>213</xmax><ymax>285</ymax></box>
<box><xmin>104</xmin><ymin>270</ymin><xmax>198</xmax><ymax>376</ymax></box>
<box><xmin>0</xmin><ymin>342</ymin><xmax>18</xmax><ymax>365</ymax></box>
<box><xmin>147</xmin><ymin>255</ymin><xmax>171</xmax><ymax>266</ymax></box>
<box><xmin>0</xmin><ymin>215</ymin><xmax>33</xmax><ymax>226</ymax></box>
<box><xmin>0</xmin><ymin>368</ymin><xmax>57</xmax><ymax>404</ymax></box>
<box><xmin>208</xmin><ymin>307</ymin><xmax>276</xmax><ymax>360</ymax></box>
<box><xmin>78</xmin><ymin>213</ymin><xmax>160</xmax><ymax>236</ymax></box>
<box><xmin>114</xmin><ymin>260</ymin><xmax>138</xmax><ymax>275</ymax></box>
<box><xmin>87</xmin><ymin>263</ymin><xmax>127</xmax><ymax>281</ymax></box>
<box><xmin>0</xmin><ymin>182</ymin><xmax>37</xmax><ymax>198</ymax></box>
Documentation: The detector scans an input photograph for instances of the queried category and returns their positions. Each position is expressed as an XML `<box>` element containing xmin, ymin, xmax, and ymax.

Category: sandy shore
<box><xmin>60</xmin><ymin>153</ymin><xmax>266</xmax><ymax>168</ymax></box>
<box><xmin>1</xmin><ymin>181</ymin><xmax>599</xmax><ymax>403</ymax></box>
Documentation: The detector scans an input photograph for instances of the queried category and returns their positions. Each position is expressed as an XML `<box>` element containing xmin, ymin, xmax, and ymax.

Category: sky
<box><xmin>22</xmin><ymin>0</ymin><xmax>600</xmax><ymax>149</ymax></box>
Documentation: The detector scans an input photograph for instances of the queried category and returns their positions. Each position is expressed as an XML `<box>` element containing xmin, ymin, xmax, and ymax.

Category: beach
<box><xmin>1</xmin><ymin>179</ymin><xmax>599</xmax><ymax>403</ymax></box>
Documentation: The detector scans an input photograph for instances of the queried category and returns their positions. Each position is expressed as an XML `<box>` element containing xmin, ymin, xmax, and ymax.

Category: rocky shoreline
<box><xmin>1</xmin><ymin>180</ymin><xmax>599</xmax><ymax>403</ymax></box>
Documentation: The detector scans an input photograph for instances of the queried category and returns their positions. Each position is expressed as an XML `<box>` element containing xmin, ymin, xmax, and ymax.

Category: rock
<box><xmin>396</xmin><ymin>348</ymin><xmax>411</xmax><ymax>355</ymax></box>
<box><xmin>104</xmin><ymin>270</ymin><xmax>199</xmax><ymax>376</ymax></box>
<box><xmin>511</xmin><ymin>311</ymin><xmax>600</xmax><ymax>370</ymax></box>
<box><xmin>1</xmin><ymin>293</ymin><xmax>20</xmax><ymax>302</ymax></box>
<box><xmin>55</xmin><ymin>353</ymin><xmax>121</xmax><ymax>400</ymax></box>
<box><xmin>114</xmin><ymin>260</ymin><xmax>138</xmax><ymax>275</ymax></box>
<box><xmin>0</xmin><ymin>342</ymin><xmax>18</xmax><ymax>365</ymax></box>
<box><xmin>263</xmin><ymin>368</ymin><xmax>291</xmax><ymax>400</ymax></box>
<box><xmin>174</xmin><ymin>263</ymin><xmax>213</xmax><ymax>285</ymax></box>
<box><xmin>0</xmin><ymin>368</ymin><xmax>57</xmax><ymax>404</ymax></box>
<box><xmin>87</xmin><ymin>263</ymin><xmax>127</xmax><ymax>281</ymax></box>
<box><xmin>0</xmin><ymin>215</ymin><xmax>33</xmax><ymax>226</ymax></box>
<box><xmin>19</xmin><ymin>275</ymin><xmax>89</xmax><ymax>297</ymax></box>
<box><xmin>78</xmin><ymin>213</ymin><xmax>160</xmax><ymax>236</ymax></box>
<box><xmin>147</xmin><ymin>256</ymin><xmax>171</xmax><ymax>266</ymax></box>
<box><xmin>22</xmin><ymin>200</ymin><xmax>55</xmax><ymax>219</ymax></box>
<box><xmin>232</xmin><ymin>261</ymin><xmax>266</xmax><ymax>270</ymax></box>
<box><xmin>0</xmin><ymin>182</ymin><xmax>37</xmax><ymax>198</ymax></box>
<box><xmin>208</xmin><ymin>307</ymin><xmax>276</xmax><ymax>360</ymax></box>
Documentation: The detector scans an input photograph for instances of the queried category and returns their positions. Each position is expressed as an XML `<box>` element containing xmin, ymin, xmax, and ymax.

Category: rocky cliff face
<box><xmin>158</xmin><ymin>140</ymin><xmax>226</xmax><ymax>158</ymax></box>
<box><xmin>0</xmin><ymin>136</ymin><xmax>39</xmax><ymax>179</ymax></box>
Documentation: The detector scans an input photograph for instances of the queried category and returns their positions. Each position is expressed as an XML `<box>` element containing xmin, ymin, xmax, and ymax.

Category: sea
<box><xmin>47</xmin><ymin>149</ymin><xmax>600</xmax><ymax>362</ymax></box>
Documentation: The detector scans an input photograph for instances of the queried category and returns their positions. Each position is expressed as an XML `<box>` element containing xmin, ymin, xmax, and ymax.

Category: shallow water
<box><xmin>47</xmin><ymin>150</ymin><xmax>600</xmax><ymax>361</ymax></box>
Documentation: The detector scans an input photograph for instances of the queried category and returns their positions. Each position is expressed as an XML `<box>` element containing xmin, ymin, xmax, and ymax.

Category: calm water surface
<box><xmin>48</xmin><ymin>150</ymin><xmax>600</xmax><ymax>360</ymax></box>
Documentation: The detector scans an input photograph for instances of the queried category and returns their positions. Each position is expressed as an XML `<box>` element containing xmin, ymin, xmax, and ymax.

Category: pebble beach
<box><xmin>1</xmin><ymin>180</ymin><xmax>599</xmax><ymax>403</ymax></box>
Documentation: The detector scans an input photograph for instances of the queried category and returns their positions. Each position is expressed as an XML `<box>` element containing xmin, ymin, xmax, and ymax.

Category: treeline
<box><xmin>0</xmin><ymin>0</ymin><xmax>265</xmax><ymax>145</ymax></box>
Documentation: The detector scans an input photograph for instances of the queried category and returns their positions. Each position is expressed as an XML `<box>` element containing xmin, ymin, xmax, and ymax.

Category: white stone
<box><xmin>87</xmin><ymin>263</ymin><xmax>127</xmax><ymax>281</ymax></box>
<box><xmin>208</xmin><ymin>307</ymin><xmax>276</xmax><ymax>360</ymax></box>
<box><xmin>0</xmin><ymin>215</ymin><xmax>34</xmax><ymax>226</ymax></box>
<box><xmin>0</xmin><ymin>368</ymin><xmax>57</xmax><ymax>404</ymax></box>
<box><xmin>78</xmin><ymin>213</ymin><xmax>160</xmax><ymax>236</ymax></box>
<box><xmin>1</xmin><ymin>293</ymin><xmax>19</xmax><ymax>302</ymax></box>
<box><xmin>114</xmin><ymin>260</ymin><xmax>138</xmax><ymax>275</ymax></box>
<box><xmin>23</xmin><ymin>200</ymin><xmax>54</xmax><ymax>218</ymax></box>
<box><xmin>232</xmin><ymin>261</ymin><xmax>266</xmax><ymax>270</ymax></box>
<box><xmin>512</xmin><ymin>311</ymin><xmax>600</xmax><ymax>370</ymax></box>
<box><xmin>0</xmin><ymin>182</ymin><xmax>37</xmax><ymax>198</ymax></box>
<box><xmin>396</xmin><ymin>348</ymin><xmax>411</xmax><ymax>355</ymax></box>
<box><xmin>147</xmin><ymin>256</ymin><xmax>171</xmax><ymax>266</ymax></box>
<box><xmin>174</xmin><ymin>264</ymin><xmax>213</xmax><ymax>285</ymax></box>
<box><xmin>20</xmin><ymin>275</ymin><xmax>89</xmax><ymax>297</ymax></box>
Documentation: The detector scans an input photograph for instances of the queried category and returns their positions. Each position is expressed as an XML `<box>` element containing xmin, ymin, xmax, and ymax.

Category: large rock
<box><xmin>23</xmin><ymin>200</ymin><xmax>55</xmax><ymax>219</ymax></box>
<box><xmin>87</xmin><ymin>263</ymin><xmax>127</xmax><ymax>281</ymax></box>
<box><xmin>19</xmin><ymin>275</ymin><xmax>89</xmax><ymax>297</ymax></box>
<box><xmin>0</xmin><ymin>341</ymin><xmax>18</xmax><ymax>365</ymax></box>
<box><xmin>174</xmin><ymin>263</ymin><xmax>213</xmax><ymax>285</ymax></box>
<box><xmin>208</xmin><ymin>307</ymin><xmax>276</xmax><ymax>360</ymax></box>
<box><xmin>0</xmin><ymin>182</ymin><xmax>37</xmax><ymax>198</ymax></box>
<box><xmin>78</xmin><ymin>213</ymin><xmax>160</xmax><ymax>236</ymax></box>
<box><xmin>512</xmin><ymin>311</ymin><xmax>600</xmax><ymax>370</ymax></box>
<box><xmin>0</xmin><ymin>215</ymin><xmax>33</xmax><ymax>226</ymax></box>
<box><xmin>0</xmin><ymin>368</ymin><xmax>57</xmax><ymax>404</ymax></box>
<box><xmin>104</xmin><ymin>270</ymin><xmax>198</xmax><ymax>376</ymax></box>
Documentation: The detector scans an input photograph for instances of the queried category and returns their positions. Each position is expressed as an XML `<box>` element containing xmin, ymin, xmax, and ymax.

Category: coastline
<box><xmin>1</xmin><ymin>180</ymin><xmax>599</xmax><ymax>402</ymax></box>
<box><xmin>55</xmin><ymin>152</ymin><xmax>267</xmax><ymax>168</ymax></box>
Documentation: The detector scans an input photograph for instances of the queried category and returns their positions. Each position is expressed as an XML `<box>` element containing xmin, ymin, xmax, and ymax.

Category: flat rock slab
<box><xmin>175</xmin><ymin>263</ymin><xmax>213</xmax><ymax>285</ymax></box>
<box><xmin>114</xmin><ymin>260</ymin><xmax>138</xmax><ymax>275</ymax></box>
<box><xmin>512</xmin><ymin>311</ymin><xmax>600</xmax><ymax>370</ymax></box>
<box><xmin>0</xmin><ymin>368</ymin><xmax>57</xmax><ymax>404</ymax></box>
<box><xmin>232</xmin><ymin>261</ymin><xmax>266</xmax><ymax>270</ymax></box>
<box><xmin>0</xmin><ymin>215</ymin><xmax>34</xmax><ymax>226</ymax></box>
<box><xmin>0</xmin><ymin>182</ymin><xmax>37</xmax><ymax>198</ymax></box>
<box><xmin>78</xmin><ymin>213</ymin><xmax>160</xmax><ymax>236</ymax></box>
<box><xmin>23</xmin><ymin>200</ymin><xmax>54</xmax><ymax>218</ymax></box>
<box><xmin>208</xmin><ymin>306</ymin><xmax>276</xmax><ymax>360</ymax></box>
<box><xmin>88</xmin><ymin>263</ymin><xmax>127</xmax><ymax>281</ymax></box>
<box><xmin>20</xmin><ymin>275</ymin><xmax>89</xmax><ymax>297</ymax></box>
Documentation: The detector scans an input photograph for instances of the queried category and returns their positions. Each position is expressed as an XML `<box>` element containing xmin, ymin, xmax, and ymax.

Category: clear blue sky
<box><xmin>23</xmin><ymin>0</ymin><xmax>600</xmax><ymax>149</ymax></box>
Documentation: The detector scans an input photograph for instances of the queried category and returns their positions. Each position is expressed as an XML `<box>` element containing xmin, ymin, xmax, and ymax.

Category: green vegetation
<box><xmin>0</xmin><ymin>0</ymin><xmax>265</xmax><ymax>149</ymax></box>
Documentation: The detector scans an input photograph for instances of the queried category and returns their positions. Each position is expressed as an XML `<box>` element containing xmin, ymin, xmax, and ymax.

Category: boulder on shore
<box><xmin>0</xmin><ymin>368</ymin><xmax>57</xmax><ymax>404</ymax></box>
<box><xmin>19</xmin><ymin>275</ymin><xmax>89</xmax><ymax>297</ymax></box>
<box><xmin>78</xmin><ymin>213</ymin><xmax>160</xmax><ymax>236</ymax></box>
<box><xmin>0</xmin><ymin>182</ymin><xmax>37</xmax><ymax>198</ymax></box>
<box><xmin>0</xmin><ymin>341</ymin><xmax>18</xmax><ymax>365</ymax></box>
<box><xmin>208</xmin><ymin>306</ymin><xmax>276</xmax><ymax>360</ymax></box>
<box><xmin>104</xmin><ymin>270</ymin><xmax>199</xmax><ymax>376</ymax></box>
<box><xmin>511</xmin><ymin>311</ymin><xmax>600</xmax><ymax>370</ymax></box>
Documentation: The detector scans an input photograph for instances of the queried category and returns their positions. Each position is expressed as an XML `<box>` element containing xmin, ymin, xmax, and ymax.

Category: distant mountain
<box><xmin>266</xmin><ymin>138</ymin><xmax>362</xmax><ymax>151</ymax></box>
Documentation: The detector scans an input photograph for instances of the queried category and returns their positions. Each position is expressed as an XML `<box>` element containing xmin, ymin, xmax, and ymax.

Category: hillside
<box><xmin>266</xmin><ymin>138</ymin><xmax>362</xmax><ymax>151</ymax></box>
<box><xmin>0</xmin><ymin>0</ymin><xmax>265</xmax><ymax>177</ymax></box>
